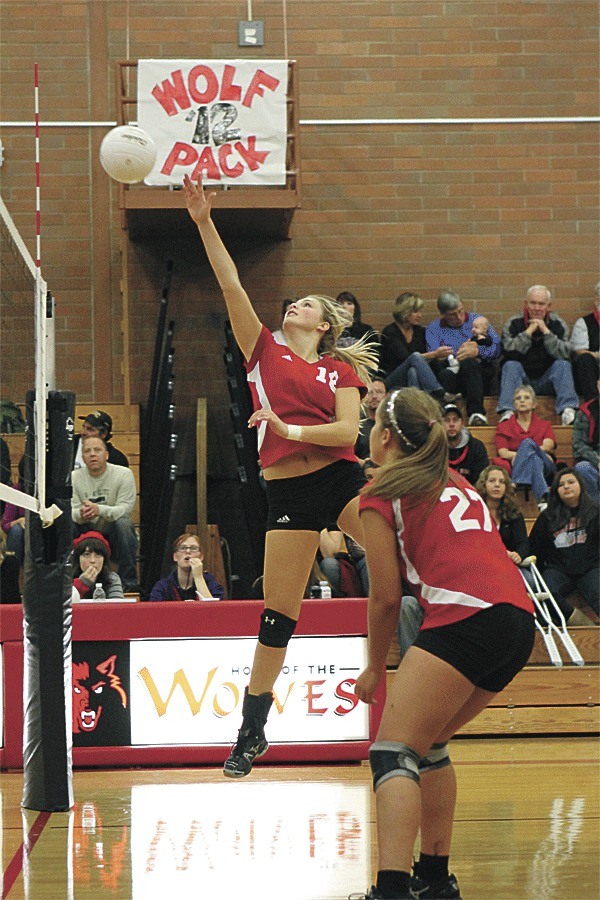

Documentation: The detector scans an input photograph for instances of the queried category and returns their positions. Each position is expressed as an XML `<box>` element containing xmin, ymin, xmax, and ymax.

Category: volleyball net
<box><xmin>1</xmin><ymin>193</ymin><xmax>75</xmax><ymax>812</ymax></box>
<box><xmin>0</xmin><ymin>194</ymin><xmax>60</xmax><ymax>525</ymax></box>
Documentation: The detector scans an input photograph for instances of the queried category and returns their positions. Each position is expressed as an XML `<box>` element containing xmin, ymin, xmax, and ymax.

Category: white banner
<box><xmin>137</xmin><ymin>59</ymin><xmax>289</xmax><ymax>186</ymax></box>
<box><xmin>130</xmin><ymin>636</ymin><xmax>369</xmax><ymax>746</ymax></box>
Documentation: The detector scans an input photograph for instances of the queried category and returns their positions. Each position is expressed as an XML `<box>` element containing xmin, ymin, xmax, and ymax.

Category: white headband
<box><xmin>386</xmin><ymin>390</ymin><xmax>417</xmax><ymax>450</ymax></box>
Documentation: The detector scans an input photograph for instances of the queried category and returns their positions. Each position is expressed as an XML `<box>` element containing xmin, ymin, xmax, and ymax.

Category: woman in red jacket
<box><xmin>494</xmin><ymin>385</ymin><xmax>557</xmax><ymax>510</ymax></box>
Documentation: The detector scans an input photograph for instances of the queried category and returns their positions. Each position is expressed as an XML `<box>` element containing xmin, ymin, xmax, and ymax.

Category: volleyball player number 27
<box><xmin>441</xmin><ymin>487</ymin><xmax>493</xmax><ymax>533</ymax></box>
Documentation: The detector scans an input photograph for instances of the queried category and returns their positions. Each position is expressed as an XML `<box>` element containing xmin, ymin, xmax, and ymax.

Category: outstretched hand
<box><xmin>183</xmin><ymin>174</ymin><xmax>216</xmax><ymax>225</ymax></box>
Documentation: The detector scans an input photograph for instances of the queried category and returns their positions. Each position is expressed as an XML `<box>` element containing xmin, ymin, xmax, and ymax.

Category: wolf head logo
<box><xmin>72</xmin><ymin>654</ymin><xmax>127</xmax><ymax>734</ymax></box>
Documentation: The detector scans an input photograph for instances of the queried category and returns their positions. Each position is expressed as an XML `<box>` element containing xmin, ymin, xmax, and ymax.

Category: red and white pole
<box><xmin>34</xmin><ymin>62</ymin><xmax>41</xmax><ymax>269</ymax></box>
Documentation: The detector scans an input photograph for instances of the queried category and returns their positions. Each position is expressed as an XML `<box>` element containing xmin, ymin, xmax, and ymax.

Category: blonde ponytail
<box><xmin>328</xmin><ymin>332</ymin><xmax>380</xmax><ymax>386</ymax></box>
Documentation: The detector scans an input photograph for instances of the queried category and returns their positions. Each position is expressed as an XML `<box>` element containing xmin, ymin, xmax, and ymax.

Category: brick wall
<box><xmin>1</xmin><ymin>2</ymin><xmax>597</xmax><ymax>405</ymax></box>
<box><xmin>0</xmin><ymin>1</ymin><xmax>598</xmax><ymax>581</ymax></box>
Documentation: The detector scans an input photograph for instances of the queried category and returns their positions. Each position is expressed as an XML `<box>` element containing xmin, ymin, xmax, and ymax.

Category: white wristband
<box><xmin>287</xmin><ymin>423</ymin><xmax>303</xmax><ymax>441</ymax></box>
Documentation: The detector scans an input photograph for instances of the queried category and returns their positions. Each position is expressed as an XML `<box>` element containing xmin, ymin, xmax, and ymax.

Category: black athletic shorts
<box><xmin>265</xmin><ymin>459</ymin><xmax>367</xmax><ymax>532</ymax></box>
<box><xmin>413</xmin><ymin>603</ymin><xmax>536</xmax><ymax>693</ymax></box>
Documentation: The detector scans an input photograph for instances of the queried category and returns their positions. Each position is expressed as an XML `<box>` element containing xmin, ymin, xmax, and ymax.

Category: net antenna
<box><xmin>0</xmin><ymin>64</ymin><xmax>59</xmax><ymax>526</ymax></box>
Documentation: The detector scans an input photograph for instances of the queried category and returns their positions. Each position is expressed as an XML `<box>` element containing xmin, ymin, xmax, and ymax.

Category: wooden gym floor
<box><xmin>1</xmin><ymin>737</ymin><xmax>598</xmax><ymax>899</ymax></box>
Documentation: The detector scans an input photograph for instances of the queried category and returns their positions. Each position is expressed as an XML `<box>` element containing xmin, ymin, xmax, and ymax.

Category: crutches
<box><xmin>520</xmin><ymin>557</ymin><xmax>585</xmax><ymax>667</ymax></box>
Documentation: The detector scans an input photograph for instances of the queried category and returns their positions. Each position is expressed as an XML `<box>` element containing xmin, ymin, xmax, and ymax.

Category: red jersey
<box><xmin>495</xmin><ymin>413</ymin><xmax>556</xmax><ymax>454</ymax></box>
<box><xmin>245</xmin><ymin>325</ymin><xmax>367</xmax><ymax>468</ymax></box>
<box><xmin>359</xmin><ymin>473</ymin><xmax>533</xmax><ymax>629</ymax></box>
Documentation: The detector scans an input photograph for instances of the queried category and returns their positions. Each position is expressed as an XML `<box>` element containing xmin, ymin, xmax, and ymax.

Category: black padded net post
<box><xmin>21</xmin><ymin>390</ymin><xmax>75</xmax><ymax>812</ymax></box>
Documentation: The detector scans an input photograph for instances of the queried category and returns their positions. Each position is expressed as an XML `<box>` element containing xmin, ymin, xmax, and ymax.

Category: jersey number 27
<box><xmin>440</xmin><ymin>487</ymin><xmax>493</xmax><ymax>533</ymax></box>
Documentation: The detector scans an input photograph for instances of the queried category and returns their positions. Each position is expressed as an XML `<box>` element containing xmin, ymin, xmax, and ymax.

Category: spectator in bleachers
<box><xmin>148</xmin><ymin>533</ymin><xmax>224</xmax><ymax>601</ymax></box>
<box><xmin>494</xmin><ymin>385</ymin><xmax>556</xmax><ymax>511</ymax></box>
<box><xmin>72</xmin><ymin>531</ymin><xmax>124</xmax><ymax>600</ymax></box>
<box><xmin>379</xmin><ymin>292</ymin><xmax>449</xmax><ymax>402</ymax></box>
<box><xmin>71</xmin><ymin>435</ymin><xmax>138</xmax><ymax>592</ymax></box>
<box><xmin>571</xmin><ymin>282</ymin><xmax>600</xmax><ymax>401</ymax></box>
<box><xmin>443</xmin><ymin>402</ymin><xmax>489</xmax><ymax>485</ymax></box>
<box><xmin>497</xmin><ymin>284</ymin><xmax>579</xmax><ymax>426</ymax></box>
<box><xmin>355</xmin><ymin>377</ymin><xmax>386</xmax><ymax>467</ymax></box>
<box><xmin>318</xmin><ymin>528</ymin><xmax>368</xmax><ymax>597</ymax></box>
<box><xmin>529</xmin><ymin>468</ymin><xmax>599</xmax><ymax>620</ymax></box>
<box><xmin>1</xmin><ymin>455</ymin><xmax>27</xmax><ymax>567</ymax></box>
<box><xmin>426</xmin><ymin>289</ymin><xmax>500</xmax><ymax>425</ymax></box>
<box><xmin>469</xmin><ymin>315</ymin><xmax>494</xmax><ymax>348</ymax></box>
<box><xmin>335</xmin><ymin>291</ymin><xmax>377</xmax><ymax>346</ymax></box>
<box><xmin>572</xmin><ymin>377</ymin><xmax>599</xmax><ymax>504</ymax></box>
<box><xmin>73</xmin><ymin>410</ymin><xmax>129</xmax><ymax>470</ymax></box>
<box><xmin>475</xmin><ymin>465</ymin><xmax>534</xmax><ymax>588</ymax></box>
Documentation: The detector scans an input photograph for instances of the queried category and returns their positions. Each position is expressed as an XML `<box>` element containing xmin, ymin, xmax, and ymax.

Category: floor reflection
<box><xmin>70</xmin><ymin>779</ymin><xmax>371</xmax><ymax>899</ymax></box>
<box><xmin>527</xmin><ymin>797</ymin><xmax>586</xmax><ymax>899</ymax></box>
<box><xmin>74</xmin><ymin>801</ymin><xmax>128</xmax><ymax>895</ymax></box>
<box><xmin>3</xmin><ymin>738</ymin><xmax>598</xmax><ymax>899</ymax></box>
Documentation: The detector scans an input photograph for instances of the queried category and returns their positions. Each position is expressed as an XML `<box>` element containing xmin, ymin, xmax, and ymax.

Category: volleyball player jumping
<box><xmin>184</xmin><ymin>175</ymin><xmax>378</xmax><ymax>778</ymax></box>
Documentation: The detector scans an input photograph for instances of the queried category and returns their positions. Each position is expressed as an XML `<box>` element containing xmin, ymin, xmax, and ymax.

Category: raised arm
<box><xmin>183</xmin><ymin>175</ymin><xmax>262</xmax><ymax>361</ymax></box>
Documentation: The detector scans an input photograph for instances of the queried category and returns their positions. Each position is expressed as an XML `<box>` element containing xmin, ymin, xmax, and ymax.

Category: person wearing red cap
<box><xmin>73</xmin><ymin>410</ymin><xmax>129</xmax><ymax>470</ymax></box>
<box><xmin>71</xmin><ymin>436</ymin><xmax>138</xmax><ymax>591</ymax></box>
<box><xmin>72</xmin><ymin>531</ymin><xmax>124</xmax><ymax>600</ymax></box>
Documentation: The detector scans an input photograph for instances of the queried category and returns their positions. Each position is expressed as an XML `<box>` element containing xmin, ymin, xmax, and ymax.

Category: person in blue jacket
<box><xmin>148</xmin><ymin>533</ymin><xmax>224</xmax><ymax>601</ymax></box>
<box><xmin>425</xmin><ymin>289</ymin><xmax>501</xmax><ymax>426</ymax></box>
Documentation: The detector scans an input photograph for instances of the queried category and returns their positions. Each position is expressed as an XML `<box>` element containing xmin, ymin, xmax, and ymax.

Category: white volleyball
<box><xmin>99</xmin><ymin>125</ymin><xmax>157</xmax><ymax>184</ymax></box>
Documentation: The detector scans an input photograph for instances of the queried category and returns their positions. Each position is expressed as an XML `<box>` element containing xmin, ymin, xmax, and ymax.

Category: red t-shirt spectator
<box><xmin>495</xmin><ymin>412</ymin><xmax>556</xmax><ymax>456</ymax></box>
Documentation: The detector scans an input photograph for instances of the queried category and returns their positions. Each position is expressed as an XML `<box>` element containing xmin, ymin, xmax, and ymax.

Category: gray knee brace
<box><xmin>258</xmin><ymin>608</ymin><xmax>297</xmax><ymax>648</ymax></box>
<box><xmin>419</xmin><ymin>742</ymin><xmax>450</xmax><ymax>776</ymax></box>
<box><xmin>369</xmin><ymin>741</ymin><xmax>421</xmax><ymax>791</ymax></box>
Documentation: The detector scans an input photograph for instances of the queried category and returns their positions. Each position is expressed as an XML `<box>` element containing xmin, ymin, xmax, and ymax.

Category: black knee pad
<box><xmin>419</xmin><ymin>742</ymin><xmax>450</xmax><ymax>776</ymax></box>
<box><xmin>258</xmin><ymin>608</ymin><xmax>297</xmax><ymax>648</ymax></box>
<box><xmin>369</xmin><ymin>740</ymin><xmax>421</xmax><ymax>792</ymax></box>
